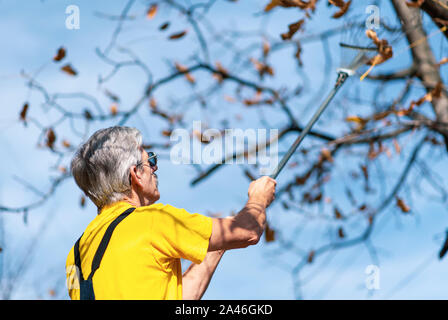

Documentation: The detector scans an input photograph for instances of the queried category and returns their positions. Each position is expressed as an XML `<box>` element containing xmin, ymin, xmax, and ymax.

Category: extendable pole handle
<box><xmin>270</xmin><ymin>71</ymin><xmax>349</xmax><ymax>180</ymax></box>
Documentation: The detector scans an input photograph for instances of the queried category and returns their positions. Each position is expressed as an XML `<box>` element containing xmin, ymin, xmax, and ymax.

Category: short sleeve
<box><xmin>148</xmin><ymin>204</ymin><xmax>212</xmax><ymax>264</ymax></box>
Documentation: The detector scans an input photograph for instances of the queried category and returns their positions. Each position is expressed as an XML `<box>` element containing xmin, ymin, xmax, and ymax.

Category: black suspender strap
<box><xmin>73</xmin><ymin>207</ymin><xmax>136</xmax><ymax>300</ymax></box>
<box><xmin>88</xmin><ymin>207</ymin><xmax>135</xmax><ymax>281</ymax></box>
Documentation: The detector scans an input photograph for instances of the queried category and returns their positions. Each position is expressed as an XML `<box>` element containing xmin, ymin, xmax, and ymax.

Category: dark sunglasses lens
<box><xmin>148</xmin><ymin>152</ymin><xmax>157</xmax><ymax>167</ymax></box>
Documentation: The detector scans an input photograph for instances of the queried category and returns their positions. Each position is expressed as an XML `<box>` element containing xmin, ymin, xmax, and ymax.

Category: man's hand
<box><xmin>247</xmin><ymin>176</ymin><xmax>277</xmax><ymax>208</ymax></box>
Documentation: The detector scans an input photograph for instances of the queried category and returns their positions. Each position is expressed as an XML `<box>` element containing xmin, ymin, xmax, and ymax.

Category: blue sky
<box><xmin>0</xmin><ymin>0</ymin><xmax>447</xmax><ymax>300</ymax></box>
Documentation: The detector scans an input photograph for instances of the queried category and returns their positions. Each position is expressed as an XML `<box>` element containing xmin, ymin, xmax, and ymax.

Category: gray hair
<box><xmin>71</xmin><ymin>126</ymin><xmax>143</xmax><ymax>209</ymax></box>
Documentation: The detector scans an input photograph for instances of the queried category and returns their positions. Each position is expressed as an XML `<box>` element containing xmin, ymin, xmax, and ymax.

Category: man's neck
<box><xmin>122</xmin><ymin>191</ymin><xmax>155</xmax><ymax>208</ymax></box>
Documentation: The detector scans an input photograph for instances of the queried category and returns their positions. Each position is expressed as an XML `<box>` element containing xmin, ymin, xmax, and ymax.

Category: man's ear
<box><xmin>129</xmin><ymin>166</ymin><xmax>143</xmax><ymax>188</ymax></box>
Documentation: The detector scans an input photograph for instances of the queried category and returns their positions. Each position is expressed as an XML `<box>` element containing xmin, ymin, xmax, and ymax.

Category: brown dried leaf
<box><xmin>393</xmin><ymin>139</ymin><xmax>401</xmax><ymax>154</ymax></box>
<box><xmin>329</xmin><ymin>0</ymin><xmax>345</xmax><ymax>6</ymax></box>
<box><xmin>53</xmin><ymin>47</ymin><xmax>66</xmax><ymax>62</ymax></box>
<box><xmin>368</xmin><ymin>142</ymin><xmax>379</xmax><ymax>160</ymax></box>
<box><xmin>159</xmin><ymin>22</ymin><xmax>170</xmax><ymax>30</ymax></box>
<box><xmin>84</xmin><ymin>109</ymin><xmax>93</xmax><ymax>120</ymax></box>
<box><xmin>175</xmin><ymin>62</ymin><xmax>195</xmax><ymax>84</ymax></box>
<box><xmin>169</xmin><ymin>30</ymin><xmax>187</xmax><ymax>40</ymax></box>
<box><xmin>361</xmin><ymin>165</ymin><xmax>369</xmax><ymax>182</ymax></box>
<box><xmin>46</xmin><ymin>128</ymin><xmax>56</xmax><ymax>149</ymax></box>
<box><xmin>295</xmin><ymin>171</ymin><xmax>311</xmax><ymax>185</ymax></box>
<box><xmin>110</xmin><ymin>103</ymin><xmax>118</xmax><ymax>115</ymax></box>
<box><xmin>61</xmin><ymin>64</ymin><xmax>77</xmax><ymax>76</ymax></box>
<box><xmin>396</xmin><ymin>197</ymin><xmax>411</xmax><ymax>213</ymax></box>
<box><xmin>426</xmin><ymin>136</ymin><xmax>443</xmax><ymax>146</ymax></box>
<box><xmin>265</xmin><ymin>223</ymin><xmax>276</xmax><ymax>242</ymax></box>
<box><xmin>366</xmin><ymin>29</ymin><xmax>380</xmax><ymax>45</ymax></box>
<box><xmin>265</xmin><ymin>0</ymin><xmax>316</xmax><ymax>11</ymax></box>
<box><xmin>407</xmin><ymin>82</ymin><xmax>443</xmax><ymax>112</ymax></box>
<box><xmin>161</xmin><ymin>130</ymin><xmax>172</xmax><ymax>137</ymax></box>
<box><xmin>249</xmin><ymin>58</ymin><xmax>274</xmax><ymax>78</ymax></box>
<box><xmin>337</xmin><ymin>227</ymin><xmax>345</xmax><ymax>238</ymax></box>
<box><xmin>436</xmin><ymin>57</ymin><xmax>448</xmax><ymax>67</ymax></box>
<box><xmin>193</xmin><ymin>129</ymin><xmax>211</xmax><ymax>144</ymax></box>
<box><xmin>281</xmin><ymin>19</ymin><xmax>305</xmax><ymax>40</ymax></box>
<box><xmin>224</xmin><ymin>95</ymin><xmax>236</xmax><ymax>103</ymax></box>
<box><xmin>58</xmin><ymin>166</ymin><xmax>68</xmax><ymax>174</ymax></box>
<box><xmin>20</xmin><ymin>102</ymin><xmax>29</xmax><ymax>121</ymax></box>
<box><xmin>263</xmin><ymin>41</ymin><xmax>270</xmax><ymax>58</ymax></box>
<box><xmin>334</xmin><ymin>207</ymin><xmax>344</xmax><ymax>219</ymax></box>
<box><xmin>149</xmin><ymin>97</ymin><xmax>157</xmax><ymax>110</ymax></box>
<box><xmin>331</xmin><ymin>0</ymin><xmax>351</xmax><ymax>19</ymax></box>
<box><xmin>321</xmin><ymin>148</ymin><xmax>334</xmax><ymax>163</ymax></box>
<box><xmin>62</xmin><ymin>140</ymin><xmax>71</xmax><ymax>148</ymax></box>
<box><xmin>307</xmin><ymin>250</ymin><xmax>315</xmax><ymax>263</ymax></box>
<box><xmin>346</xmin><ymin>115</ymin><xmax>368</xmax><ymax>131</ymax></box>
<box><xmin>146</xmin><ymin>4</ymin><xmax>158</xmax><ymax>19</ymax></box>
<box><xmin>405</xmin><ymin>0</ymin><xmax>425</xmax><ymax>7</ymax></box>
<box><xmin>212</xmin><ymin>62</ymin><xmax>229</xmax><ymax>83</ymax></box>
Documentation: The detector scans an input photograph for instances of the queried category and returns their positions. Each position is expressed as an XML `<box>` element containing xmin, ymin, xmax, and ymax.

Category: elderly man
<box><xmin>65</xmin><ymin>126</ymin><xmax>276</xmax><ymax>300</ymax></box>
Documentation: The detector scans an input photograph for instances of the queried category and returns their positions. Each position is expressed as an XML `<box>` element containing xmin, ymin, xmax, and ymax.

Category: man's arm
<box><xmin>182</xmin><ymin>250</ymin><xmax>225</xmax><ymax>300</ymax></box>
<box><xmin>181</xmin><ymin>176</ymin><xmax>275</xmax><ymax>300</ymax></box>
<box><xmin>208</xmin><ymin>176</ymin><xmax>276</xmax><ymax>251</ymax></box>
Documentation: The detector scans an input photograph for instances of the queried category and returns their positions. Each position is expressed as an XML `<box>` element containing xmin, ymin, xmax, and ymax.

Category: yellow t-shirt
<box><xmin>65</xmin><ymin>201</ymin><xmax>212</xmax><ymax>300</ymax></box>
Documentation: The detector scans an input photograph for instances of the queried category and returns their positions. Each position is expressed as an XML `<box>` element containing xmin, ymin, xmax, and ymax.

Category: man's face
<box><xmin>138</xmin><ymin>149</ymin><xmax>160</xmax><ymax>204</ymax></box>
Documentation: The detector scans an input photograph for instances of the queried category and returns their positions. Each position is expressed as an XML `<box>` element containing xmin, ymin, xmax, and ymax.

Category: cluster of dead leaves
<box><xmin>250</xmin><ymin>57</ymin><xmax>274</xmax><ymax>79</ymax></box>
<box><xmin>175</xmin><ymin>62</ymin><xmax>195</xmax><ymax>84</ymax></box>
<box><xmin>149</xmin><ymin>97</ymin><xmax>181</xmax><ymax>125</ymax></box>
<box><xmin>146</xmin><ymin>3</ymin><xmax>188</xmax><ymax>40</ymax></box>
<box><xmin>264</xmin><ymin>0</ymin><xmax>351</xmax><ymax>70</ymax></box>
<box><xmin>365</xmin><ymin>29</ymin><xmax>393</xmax><ymax>66</ymax></box>
<box><xmin>241</xmin><ymin>89</ymin><xmax>276</xmax><ymax>107</ymax></box>
<box><xmin>212</xmin><ymin>62</ymin><xmax>229</xmax><ymax>83</ymax></box>
<box><xmin>350</xmin><ymin>82</ymin><xmax>445</xmax><ymax>118</ymax></box>
<box><xmin>103</xmin><ymin>89</ymin><xmax>120</xmax><ymax>116</ymax></box>
<box><xmin>53</xmin><ymin>47</ymin><xmax>78</xmax><ymax>76</ymax></box>
<box><xmin>403</xmin><ymin>82</ymin><xmax>444</xmax><ymax>115</ymax></box>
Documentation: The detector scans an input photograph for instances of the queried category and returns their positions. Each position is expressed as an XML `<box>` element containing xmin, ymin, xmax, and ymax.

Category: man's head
<box><xmin>71</xmin><ymin>126</ymin><xmax>159</xmax><ymax>209</ymax></box>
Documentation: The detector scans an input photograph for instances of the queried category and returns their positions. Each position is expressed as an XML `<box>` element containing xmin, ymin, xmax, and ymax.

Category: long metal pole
<box><xmin>270</xmin><ymin>70</ymin><xmax>350</xmax><ymax>179</ymax></box>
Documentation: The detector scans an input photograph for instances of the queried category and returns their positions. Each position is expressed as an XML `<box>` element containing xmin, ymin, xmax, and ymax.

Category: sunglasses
<box><xmin>138</xmin><ymin>151</ymin><xmax>157</xmax><ymax>168</ymax></box>
<box><xmin>129</xmin><ymin>152</ymin><xmax>157</xmax><ymax>185</ymax></box>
